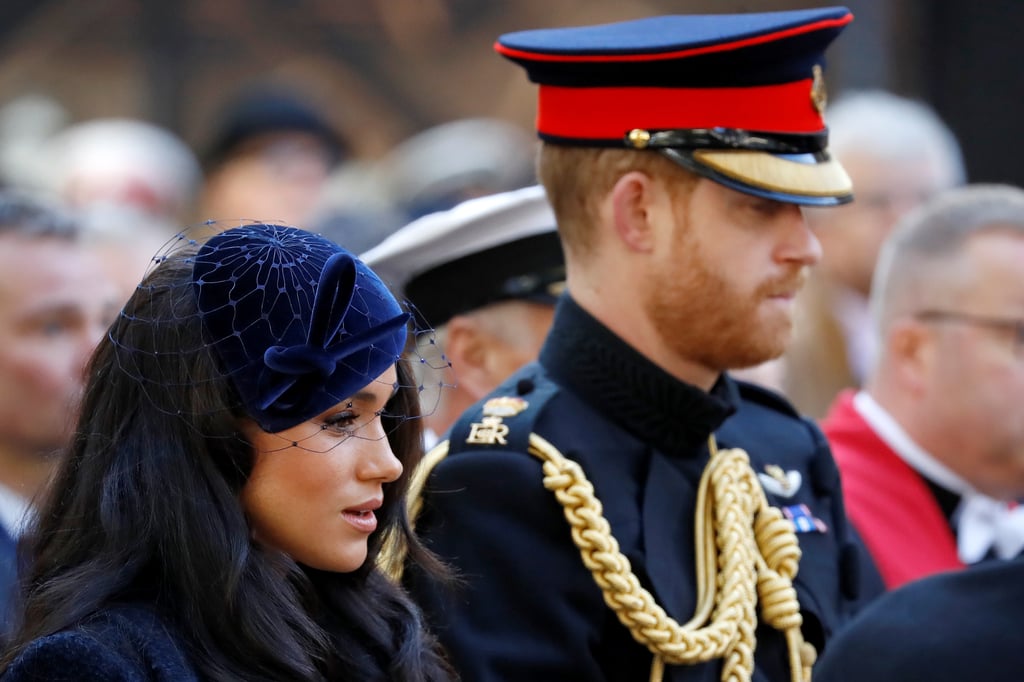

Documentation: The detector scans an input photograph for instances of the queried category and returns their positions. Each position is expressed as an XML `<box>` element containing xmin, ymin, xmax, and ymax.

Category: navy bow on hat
<box><xmin>192</xmin><ymin>224</ymin><xmax>409</xmax><ymax>433</ymax></box>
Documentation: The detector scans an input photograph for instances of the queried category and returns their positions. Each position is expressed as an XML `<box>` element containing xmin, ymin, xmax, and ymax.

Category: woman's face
<box><xmin>240</xmin><ymin>365</ymin><xmax>403</xmax><ymax>573</ymax></box>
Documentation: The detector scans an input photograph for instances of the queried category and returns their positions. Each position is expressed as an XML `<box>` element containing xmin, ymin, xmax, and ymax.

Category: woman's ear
<box><xmin>610</xmin><ymin>171</ymin><xmax>659</xmax><ymax>253</ymax></box>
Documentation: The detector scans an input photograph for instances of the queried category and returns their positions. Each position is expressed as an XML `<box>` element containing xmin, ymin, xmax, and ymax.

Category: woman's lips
<box><xmin>342</xmin><ymin>498</ymin><xmax>382</xmax><ymax>533</ymax></box>
<box><xmin>342</xmin><ymin>509</ymin><xmax>378</xmax><ymax>533</ymax></box>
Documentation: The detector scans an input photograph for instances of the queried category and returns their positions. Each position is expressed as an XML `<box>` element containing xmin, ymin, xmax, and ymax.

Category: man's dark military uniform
<box><xmin>404</xmin><ymin>6</ymin><xmax>884</xmax><ymax>681</ymax></box>
<box><xmin>407</xmin><ymin>299</ymin><xmax>881</xmax><ymax>681</ymax></box>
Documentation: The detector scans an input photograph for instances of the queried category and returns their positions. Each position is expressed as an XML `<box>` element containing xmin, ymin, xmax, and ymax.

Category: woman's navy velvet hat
<box><xmin>495</xmin><ymin>6</ymin><xmax>855</xmax><ymax>206</ymax></box>
<box><xmin>192</xmin><ymin>224</ymin><xmax>409</xmax><ymax>433</ymax></box>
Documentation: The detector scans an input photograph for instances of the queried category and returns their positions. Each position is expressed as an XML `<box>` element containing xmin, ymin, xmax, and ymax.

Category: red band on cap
<box><xmin>495</xmin><ymin>15</ymin><xmax>852</xmax><ymax>63</ymax></box>
<box><xmin>536</xmin><ymin>79</ymin><xmax>822</xmax><ymax>139</ymax></box>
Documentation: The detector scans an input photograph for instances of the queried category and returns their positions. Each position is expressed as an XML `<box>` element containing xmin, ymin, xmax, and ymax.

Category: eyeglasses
<box><xmin>915</xmin><ymin>309</ymin><xmax>1024</xmax><ymax>346</ymax></box>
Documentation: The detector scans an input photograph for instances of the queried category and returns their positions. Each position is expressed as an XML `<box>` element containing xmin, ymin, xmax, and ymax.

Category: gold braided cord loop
<box><xmin>384</xmin><ymin>432</ymin><xmax>815</xmax><ymax>682</ymax></box>
<box><xmin>407</xmin><ymin>440</ymin><xmax>452</xmax><ymax>527</ymax></box>
<box><xmin>379</xmin><ymin>439</ymin><xmax>452</xmax><ymax>582</ymax></box>
<box><xmin>529</xmin><ymin>432</ymin><xmax>814</xmax><ymax>682</ymax></box>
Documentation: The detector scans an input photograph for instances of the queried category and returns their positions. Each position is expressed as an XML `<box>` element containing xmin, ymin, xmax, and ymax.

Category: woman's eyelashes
<box><xmin>320</xmin><ymin>406</ymin><xmax>391</xmax><ymax>436</ymax></box>
<box><xmin>322</xmin><ymin>407</ymin><xmax>360</xmax><ymax>434</ymax></box>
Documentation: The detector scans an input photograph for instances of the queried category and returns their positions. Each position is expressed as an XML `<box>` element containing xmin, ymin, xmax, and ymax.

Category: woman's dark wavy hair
<box><xmin>1</xmin><ymin>253</ymin><xmax>453</xmax><ymax>681</ymax></box>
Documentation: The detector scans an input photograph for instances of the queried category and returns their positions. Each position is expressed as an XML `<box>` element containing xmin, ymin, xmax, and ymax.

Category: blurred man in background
<box><xmin>0</xmin><ymin>192</ymin><xmax>119</xmax><ymax>627</ymax></box>
<box><xmin>319</xmin><ymin>117</ymin><xmax>540</xmax><ymax>257</ymax></box>
<box><xmin>197</xmin><ymin>86</ymin><xmax>345</xmax><ymax>228</ymax></box>
<box><xmin>823</xmin><ymin>184</ymin><xmax>1024</xmax><ymax>589</ymax></box>
<box><xmin>815</xmin><ymin>185</ymin><xmax>1024</xmax><ymax>681</ymax></box>
<box><xmin>362</xmin><ymin>185</ymin><xmax>562</xmax><ymax>446</ymax></box>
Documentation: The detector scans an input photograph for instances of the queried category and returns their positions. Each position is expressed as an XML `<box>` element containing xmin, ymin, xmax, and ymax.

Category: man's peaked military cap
<box><xmin>496</xmin><ymin>6</ymin><xmax>855</xmax><ymax>206</ymax></box>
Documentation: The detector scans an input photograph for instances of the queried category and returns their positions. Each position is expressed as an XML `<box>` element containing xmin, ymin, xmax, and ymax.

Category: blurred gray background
<box><xmin>0</xmin><ymin>0</ymin><xmax>1017</xmax><ymax>186</ymax></box>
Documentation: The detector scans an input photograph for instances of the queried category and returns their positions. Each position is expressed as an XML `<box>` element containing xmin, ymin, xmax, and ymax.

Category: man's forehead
<box><xmin>965</xmin><ymin>230</ymin><xmax>1024</xmax><ymax>277</ymax></box>
<box><xmin>0</xmin><ymin>232</ymin><xmax>76</xmax><ymax>254</ymax></box>
<box><xmin>921</xmin><ymin>233</ymin><xmax>1024</xmax><ymax>304</ymax></box>
<box><xmin>0</xmin><ymin>237</ymin><xmax>111</xmax><ymax>303</ymax></box>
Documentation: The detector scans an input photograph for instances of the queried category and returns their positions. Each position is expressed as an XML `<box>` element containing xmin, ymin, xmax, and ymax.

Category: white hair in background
<box><xmin>826</xmin><ymin>90</ymin><xmax>967</xmax><ymax>187</ymax></box>
<box><xmin>41</xmin><ymin>118</ymin><xmax>201</xmax><ymax>221</ymax></box>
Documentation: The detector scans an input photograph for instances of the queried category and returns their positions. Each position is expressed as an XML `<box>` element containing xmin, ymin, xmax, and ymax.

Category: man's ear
<box><xmin>610</xmin><ymin>171</ymin><xmax>659</xmax><ymax>253</ymax></box>
<box><xmin>443</xmin><ymin>315</ymin><xmax>497</xmax><ymax>400</ymax></box>
<box><xmin>886</xmin><ymin>318</ymin><xmax>934</xmax><ymax>396</ymax></box>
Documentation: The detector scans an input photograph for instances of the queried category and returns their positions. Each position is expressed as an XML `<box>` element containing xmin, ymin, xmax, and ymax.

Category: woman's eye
<box><xmin>322</xmin><ymin>411</ymin><xmax>359</xmax><ymax>433</ymax></box>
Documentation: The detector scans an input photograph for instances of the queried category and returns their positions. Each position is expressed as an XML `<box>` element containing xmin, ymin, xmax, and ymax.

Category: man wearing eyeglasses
<box><xmin>821</xmin><ymin>183</ymin><xmax>1024</xmax><ymax>591</ymax></box>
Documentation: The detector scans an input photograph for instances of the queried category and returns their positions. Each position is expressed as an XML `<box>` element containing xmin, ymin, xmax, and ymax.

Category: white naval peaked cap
<box><xmin>378</xmin><ymin>117</ymin><xmax>537</xmax><ymax>218</ymax></box>
<box><xmin>360</xmin><ymin>185</ymin><xmax>564</xmax><ymax>326</ymax></box>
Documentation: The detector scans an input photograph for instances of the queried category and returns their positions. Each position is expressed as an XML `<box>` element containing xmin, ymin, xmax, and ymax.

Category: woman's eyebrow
<box><xmin>350</xmin><ymin>384</ymin><xmax>399</xmax><ymax>405</ymax></box>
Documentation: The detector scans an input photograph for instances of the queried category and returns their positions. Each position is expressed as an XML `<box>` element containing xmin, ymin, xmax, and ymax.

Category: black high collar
<box><xmin>539</xmin><ymin>296</ymin><xmax>738</xmax><ymax>457</ymax></box>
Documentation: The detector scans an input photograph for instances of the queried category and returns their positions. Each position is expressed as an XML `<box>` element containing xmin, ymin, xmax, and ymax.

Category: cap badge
<box><xmin>758</xmin><ymin>464</ymin><xmax>802</xmax><ymax>498</ymax></box>
<box><xmin>810</xmin><ymin>64</ymin><xmax>827</xmax><ymax>115</ymax></box>
<box><xmin>466</xmin><ymin>396</ymin><xmax>529</xmax><ymax>446</ymax></box>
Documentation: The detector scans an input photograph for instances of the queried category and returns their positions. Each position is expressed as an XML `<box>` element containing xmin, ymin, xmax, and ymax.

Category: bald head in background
<box><xmin>41</xmin><ymin>117</ymin><xmax>201</xmax><ymax>224</ymax></box>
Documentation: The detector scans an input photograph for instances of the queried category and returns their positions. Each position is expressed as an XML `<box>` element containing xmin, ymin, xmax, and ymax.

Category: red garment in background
<box><xmin>822</xmin><ymin>390</ymin><xmax>964</xmax><ymax>588</ymax></box>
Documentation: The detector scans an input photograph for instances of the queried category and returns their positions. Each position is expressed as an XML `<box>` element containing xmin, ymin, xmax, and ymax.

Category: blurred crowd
<box><xmin>0</xmin><ymin>85</ymin><xmax>538</xmax><ymax>276</ymax></box>
<box><xmin>1</xmin><ymin>49</ymin><xmax>1024</xmax><ymax>677</ymax></box>
<box><xmin>0</xmin><ymin>80</ymin><xmax>985</xmax><ymax>564</ymax></box>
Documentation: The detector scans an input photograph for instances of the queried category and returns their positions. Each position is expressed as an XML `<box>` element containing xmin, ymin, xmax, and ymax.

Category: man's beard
<box><xmin>645</xmin><ymin>244</ymin><xmax>805</xmax><ymax>373</ymax></box>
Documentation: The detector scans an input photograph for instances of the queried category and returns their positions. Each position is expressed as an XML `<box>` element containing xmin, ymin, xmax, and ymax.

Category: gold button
<box><xmin>627</xmin><ymin>128</ymin><xmax>651</xmax><ymax>149</ymax></box>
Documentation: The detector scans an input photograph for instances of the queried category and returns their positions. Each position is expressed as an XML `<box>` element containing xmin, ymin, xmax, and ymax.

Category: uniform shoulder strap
<box><xmin>381</xmin><ymin>368</ymin><xmax>559</xmax><ymax>579</ymax></box>
<box><xmin>447</xmin><ymin>370</ymin><xmax>561</xmax><ymax>457</ymax></box>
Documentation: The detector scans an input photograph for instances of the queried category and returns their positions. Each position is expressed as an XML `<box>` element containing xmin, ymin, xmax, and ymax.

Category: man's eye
<box><xmin>750</xmin><ymin>199</ymin><xmax>785</xmax><ymax>216</ymax></box>
<box><xmin>40</xmin><ymin>320</ymin><xmax>70</xmax><ymax>337</ymax></box>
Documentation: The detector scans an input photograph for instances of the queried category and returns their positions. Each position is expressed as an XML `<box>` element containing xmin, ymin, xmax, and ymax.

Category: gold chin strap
<box><xmin>385</xmin><ymin>433</ymin><xmax>815</xmax><ymax>682</ymax></box>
